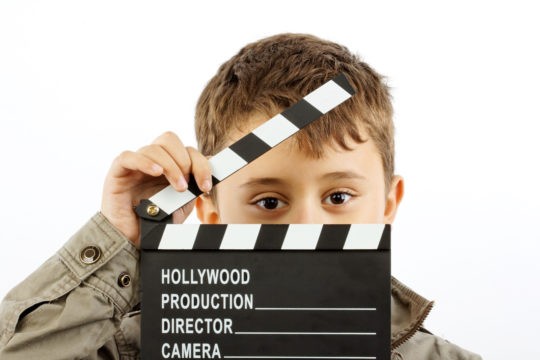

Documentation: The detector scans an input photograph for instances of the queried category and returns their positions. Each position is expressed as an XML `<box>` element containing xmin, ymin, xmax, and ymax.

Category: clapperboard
<box><xmin>137</xmin><ymin>74</ymin><xmax>391</xmax><ymax>360</ymax></box>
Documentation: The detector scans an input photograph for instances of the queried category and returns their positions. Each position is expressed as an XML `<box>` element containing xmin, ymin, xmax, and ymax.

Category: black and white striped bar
<box><xmin>147</xmin><ymin>74</ymin><xmax>355</xmax><ymax>216</ymax></box>
<box><xmin>142</xmin><ymin>224</ymin><xmax>389</xmax><ymax>251</ymax></box>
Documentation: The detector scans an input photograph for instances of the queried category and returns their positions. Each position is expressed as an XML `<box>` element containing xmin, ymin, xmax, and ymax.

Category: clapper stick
<box><xmin>135</xmin><ymin>73</ymin><xmax>355</xmax><ymax>228</ymax></box>
<box><xmin>141</xmin><ymin>223</ymin><xmax>391</xmax><ymax>251</ymax></box>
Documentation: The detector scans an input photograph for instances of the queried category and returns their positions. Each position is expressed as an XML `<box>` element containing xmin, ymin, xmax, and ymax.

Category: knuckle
<box><xmin>187</xmin><ymin>147</ymin><xmax>208</xmax><ymax>163</ymax></box>
<box><xmin>139</xmin><ymin>144</ymin><xmax>159</xmax><ymax>154</ymax></box>
<box><xmin>162</xmin><ymin>130</ymin><xmax>176</xmax><ymax>138</ymax></box>
<box><xmin>116</xmin><ymin>150</ymin><xmax>132</xmax><ymax>162</ymax></box>
<box><xmin>161</xmin><ymin>163</ymin><xmax>181</xmax><ymax>177</ymax></box>
<box><xmin>160</xmin><ymin>131</ymin><xmax>180</xmax><ymax>143</ymax></box>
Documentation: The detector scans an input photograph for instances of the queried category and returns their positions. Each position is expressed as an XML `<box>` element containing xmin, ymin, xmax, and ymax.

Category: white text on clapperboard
<box><xmin>160</xmin><ymin>268</ymin><xmax>253</xmax><ymax>358</ymax></box>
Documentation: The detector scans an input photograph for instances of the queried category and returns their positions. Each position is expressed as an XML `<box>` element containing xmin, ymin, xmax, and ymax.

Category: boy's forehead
<box><xmin>225</xmin><ymin>112</ymin><xmax>370</xmax><ymax>155</ymax></box>
<box><xmin>224</xmin><ymin>112</ymin><xmax>275</xmax><ymax>144</ymax></box>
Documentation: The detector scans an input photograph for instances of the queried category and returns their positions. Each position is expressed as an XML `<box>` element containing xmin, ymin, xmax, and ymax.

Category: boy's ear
<box><xmin>196</xmin><ymin>194</ymin><xmax>221</xmax><ymax>224</ymax></box>
<box><xmin>384</xmin><ymin>175</ymin><xmax>405</xmax><ymax>224</ymax></box>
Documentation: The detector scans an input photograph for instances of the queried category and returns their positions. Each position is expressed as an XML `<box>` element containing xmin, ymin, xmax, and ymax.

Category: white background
<box><xmin>1</xmin><ymin>1</ymin><xmax>539</xmax><ymax>358</ymax></box>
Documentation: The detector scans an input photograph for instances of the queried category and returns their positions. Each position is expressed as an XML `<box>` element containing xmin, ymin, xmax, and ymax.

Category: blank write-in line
<box><xmin>235</xmin><ymin>332</ymin><xmax>376</xmax><ymax>336</ymax></box>
<box><xmin>255</xmin><ymin>307</ymin><xmax>376</xmax><ymax>311</ymax></box>
<box><xmin>224</xmin><ymin>357</ymin><xmax>375</xmax><ymax>359</ymax></box>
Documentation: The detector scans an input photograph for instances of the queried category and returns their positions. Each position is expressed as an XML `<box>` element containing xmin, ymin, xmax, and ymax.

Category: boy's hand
<box><xmin>101</xmin><ymin>131</ymin><xmax>212</xmax><ymax>248</ymax></box>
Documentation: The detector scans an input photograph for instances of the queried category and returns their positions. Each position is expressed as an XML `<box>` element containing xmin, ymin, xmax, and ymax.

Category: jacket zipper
<box><xmin>391</xmin><ymin>300</ymin><xmax>434</xmax><ymax>351</ymax></box>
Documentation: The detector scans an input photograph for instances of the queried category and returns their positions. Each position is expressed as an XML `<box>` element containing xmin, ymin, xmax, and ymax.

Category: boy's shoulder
<box><xmin>391</xmin><ymin>277</ymin><xmax>482</xmax><ymax>359</ymax></box>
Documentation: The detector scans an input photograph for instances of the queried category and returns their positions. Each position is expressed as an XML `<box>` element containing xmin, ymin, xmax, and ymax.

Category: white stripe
<box><xmin>252</xmin><ymin>114</ymin><xmax>299</xmax><ymax>147</ymax></box>
<box><xmin>149</xmin><ymin>186</ymin><xmax>196</xmax><ymax>215</ymax></box>
<box><xmin>343</xmin><ymin>224</ymin><xmax>384</xmax><ymax>250</ymax></box>
<box><xmin>158</xmin><ymin>224</ymin><xmax>199</xmax><ymax>250</ymax></box>
<box><xmin>210</xmin><ymin>147</ymin><xmax>248</xmax><ymax>181</ymax></box>
<box><xmin>282</xmin><ymin>225</ymin><xmax>323</xmax><ymax>249</ymax></box>
<box><xmin>304</xmin><ymin>80</ymin><xmax>352</xmax><ymax>114</ymax></box>
<box><xmin>220</xmin><ymin>224</ymin><xmax>261</xmax><ymax>249</ymax></box>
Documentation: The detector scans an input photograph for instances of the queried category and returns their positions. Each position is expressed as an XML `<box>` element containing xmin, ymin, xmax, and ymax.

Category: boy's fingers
<box><xmin>186</xmin><ymin>146</ymin><xmax>213</xmax><ymax>193</ymax></box>
<box><xmin>153</xmin><ymin>131</ymin><xmax>193</xmax><ymax>179</ymax></box>
<box><xmin>138</xmin><ymin>144</ymin><xmax>187</xmax><ymax>191</ymax></box>
<box><xmin>120</xmin><ymin>132</ymin><xmax>208</xmax><ymax>194</ymax></box>
<box><xmin>110</xmin><ymin>151</ymin><xmax>163</xmax><ymax>178</ymax></box>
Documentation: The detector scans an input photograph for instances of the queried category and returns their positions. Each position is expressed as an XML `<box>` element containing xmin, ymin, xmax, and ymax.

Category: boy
<box><xmin>0</xmin><ymin>33</ymin><xmax>481</xmax><ymax>359</ymax></box>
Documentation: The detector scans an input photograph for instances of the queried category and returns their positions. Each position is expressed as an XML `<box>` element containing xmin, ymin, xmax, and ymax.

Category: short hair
<box><xmin>195</xmin><ymin>33</ymin><xmax>394</xmax><ymax>191</ymax></box>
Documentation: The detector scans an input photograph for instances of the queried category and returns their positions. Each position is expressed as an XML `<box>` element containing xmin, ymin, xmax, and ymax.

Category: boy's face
<box><xmin>196</xmin><ymin>120</ymin><xmax>404</xmax><ymax>225</ymax></box>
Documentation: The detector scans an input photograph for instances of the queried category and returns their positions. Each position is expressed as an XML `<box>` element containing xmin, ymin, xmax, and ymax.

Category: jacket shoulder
<box><xmin>395</xmin><ymin>329</ymin><xmax>482</xmax><ymax>360</ymax></box>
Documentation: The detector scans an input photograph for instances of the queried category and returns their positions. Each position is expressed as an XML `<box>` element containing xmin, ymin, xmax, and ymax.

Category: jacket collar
<box><xmin>390</xmin><ymin>277</ymin><xmax>434</xmax><ymax>350</ymax></box>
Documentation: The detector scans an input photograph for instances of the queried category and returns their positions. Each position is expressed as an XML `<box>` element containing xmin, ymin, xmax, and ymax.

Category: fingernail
<box><xmin>177</xmin><ymin>177</ymin><xmax>188</xmax><ymax>190</ymax></box>
<box><xmin>202</xmin><ymin>179</ymin><xmax>212</xmax><ymax>192</ymax></box>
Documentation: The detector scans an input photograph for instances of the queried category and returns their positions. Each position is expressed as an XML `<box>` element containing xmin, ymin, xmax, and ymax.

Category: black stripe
<box><xmin>254</xmin><ymin>225</ymin><xmax>289</xmax><ymax>249</ymax></box>
<box><xmin>331</xmin><ymin>73</ymin><xmax>356</xmax><ymax>95</ymax></box>
<box><xmin>377</xmin><ymin>225</ymin><xmax>391</xmax><ymax>250</ymax></box>
<box><xmin>281</xmin><ymin>99</ymin><xmax>323</xmax><ymax>129</ymax></box>
<box><xmin>141</xmin><ymin>224</ymin><xmax>167</xmax><ymax>250</ymax></box>
<box><xmin>187</xmin><ymin>175</ymin><xmax>221</xmax><ymax>196</ymax></box>
<box><xmin>193</xmin><ymin>225</ymin><xmax>227</xmax><ymax>249</ymax></box>
<box><xmin>229</xmin><ymin>132</ymin><xmax>272</xmax><ymax>163</ymax></box>
<box><xmin>187</xmin><ymin>174</ymin><xmax>203</xmax><ymax>196</ymax></box>
<box><xmin>316</xmin><ymin>225</ymin><xmax>350</xmax><ymax>250</ymax></box>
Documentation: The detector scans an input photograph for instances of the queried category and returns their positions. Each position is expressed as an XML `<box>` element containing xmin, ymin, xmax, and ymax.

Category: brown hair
<box><xmin>195</xmin><ymin>33</ymin><xmax>394</xmax><ymax>190</ymax></box>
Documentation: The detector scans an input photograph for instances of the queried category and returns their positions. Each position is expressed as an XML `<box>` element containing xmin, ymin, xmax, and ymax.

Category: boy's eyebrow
<box><xmin>240</xmin><ymin>171</ymin><xmax>366</xmax><ymax>188</ymax></box>
<box><xmin>320</xmin><ymin>171</ymin><xmax>367</xmax><ymax>181</ymax></box>
<box><xmin>240</xmin><ymin>177</ymin><xmax>286</xmax><ymax>188</ymax></box>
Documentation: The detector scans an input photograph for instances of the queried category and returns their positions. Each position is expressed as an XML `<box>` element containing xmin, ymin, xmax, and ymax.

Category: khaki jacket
<box><xmin>0</xmin><ymin>213</ymin><xmax>482</xmax><ymax>359</ymax></box>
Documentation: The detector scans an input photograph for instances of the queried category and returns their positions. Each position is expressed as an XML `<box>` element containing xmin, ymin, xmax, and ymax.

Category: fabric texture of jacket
<box><xmin>0</xmin><ymin>213</ymin><xmax>482</xmax><ymax>359</ymax></box>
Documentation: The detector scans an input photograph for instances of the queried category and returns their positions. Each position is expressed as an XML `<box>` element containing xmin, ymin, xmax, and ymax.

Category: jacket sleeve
<box><xmin>0</xmin><ymin>213</ymin><xmax>140</xmax><ymax>360</ymax></box>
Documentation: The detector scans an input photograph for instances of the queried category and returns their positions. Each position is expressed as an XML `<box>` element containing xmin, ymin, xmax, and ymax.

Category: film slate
<box><xmin>141</xmin><ymin>224</ymin><xmax>391</xmax><ymax>360</ymax></box>
<box><xmin>136</xmin><ymin>74</ymin><xmax>391</xmax><ymax>359</ymax></box>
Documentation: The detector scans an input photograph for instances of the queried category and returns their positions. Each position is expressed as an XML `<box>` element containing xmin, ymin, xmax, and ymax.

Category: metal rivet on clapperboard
<box><xmin>146</xmin><ymin>204</ymin><xmax>160</xmax><ymax>217</ymax></box>
<box><xmin>80</xmin><ymin>246</ymin><xmax>101</xmax><ymax>265</ymax></box>
<box><xmin>118</xmin><ymin>272</ymin><xmax>131</xmax><ymax>288</ymax></box>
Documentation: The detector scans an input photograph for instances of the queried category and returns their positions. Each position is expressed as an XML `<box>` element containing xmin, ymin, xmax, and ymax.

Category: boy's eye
<box><xmin>255</xmin><ymin>197</ymin><xmax>285</xmax><ymax>210</ymax></box>
<box><xmin>323</xmin><ymin>192</ymin><xmax>352</xmax><ymax>205</ymax></box>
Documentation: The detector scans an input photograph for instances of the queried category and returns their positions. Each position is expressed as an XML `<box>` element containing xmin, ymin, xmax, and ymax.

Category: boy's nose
<box><xmin>287</xmin><ymin>205</ymin><xmax>326</xmax><ymax>224</ymax></box>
